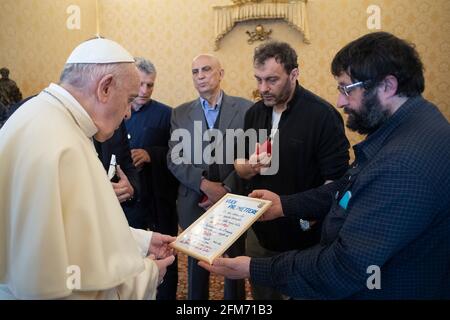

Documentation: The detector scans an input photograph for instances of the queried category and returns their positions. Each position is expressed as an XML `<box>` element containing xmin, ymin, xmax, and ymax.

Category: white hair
<box><xmin>59</xmin><ymin>63</ymin><xmax>128</xmax><ymax>90</ymax></box>
<box><xmin>134</xmin><ymin>57</ymin><xmax>156</xmax><ymax>75</ymax></box>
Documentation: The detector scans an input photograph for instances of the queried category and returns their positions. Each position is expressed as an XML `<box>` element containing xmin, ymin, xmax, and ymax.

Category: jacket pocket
<box><xmin>321</xmin><ymin>199</ymin><xmax>347</xmax><ymax>245</ymax></box>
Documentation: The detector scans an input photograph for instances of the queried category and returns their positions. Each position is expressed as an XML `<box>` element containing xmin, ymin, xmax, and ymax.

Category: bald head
<box><xmin>192</xmin><ymin>54</ymin><xmax>222</xmax><ymax>70</ymax></box>
<box><xmin>191</xmin><ymin>54</ymin><xmax>224</xmax><ymax>99</ymax></box>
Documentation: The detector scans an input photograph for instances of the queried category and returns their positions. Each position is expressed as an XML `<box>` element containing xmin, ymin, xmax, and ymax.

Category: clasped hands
<box><xmin>198</xmin><ymin>178</ymin><xmax>228</xmax><ymax>210</ymax></box>
<box><xmin>131</xmin><ymin>148</ymin><xmax>151</xmax><ymax>170</ymax></box>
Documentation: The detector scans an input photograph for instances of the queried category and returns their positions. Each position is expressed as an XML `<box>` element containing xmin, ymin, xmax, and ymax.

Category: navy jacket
<box><xmin>123</xmin><ymin>99</ymin><xmax>178</xmax><ymax>234</ymax></box>
<box><xmin>251</xmin><ymin>96</ymin><xmax>450</xmax><ymax>299</ymax></box>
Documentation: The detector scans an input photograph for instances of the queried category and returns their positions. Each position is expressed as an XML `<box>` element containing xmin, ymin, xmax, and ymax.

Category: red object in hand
<box><xmin>200</xmin><ymin>194</ymin><xmax>209</xmax><ymax>203</ymax></box>
<box><xmin>257</xmin><ymin>140</ymin><xmax>272</xmax><ymax>155</ymax></box>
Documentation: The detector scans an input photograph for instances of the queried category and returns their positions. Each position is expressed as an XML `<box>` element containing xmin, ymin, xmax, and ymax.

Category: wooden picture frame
<box><xmin>170</xmin><ymin>193</ymin><xmax>272</xmax><ymax>264</ymax></box>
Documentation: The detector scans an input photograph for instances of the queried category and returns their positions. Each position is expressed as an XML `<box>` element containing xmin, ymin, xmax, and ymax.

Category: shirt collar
<box><xmin>131</xmin><ymin>99</ymin><xmax>153</xmax><ymax>113</ymax></box>
<box><xmin>132</xmin><ymin>99</ymin><xmax>152</xmax><ymax>113</ymax></box>
<box><xmin>45</xmin><ymin>83</ymin><xmax>98</xmax><ymax>138</ymax></box>
<box><xmin>285</xmin><ymin>82</ymin><xmax>303</xmax><ymax>113</ymax></box>
<box><xmin>353</xmin><ymin>95</ymin><xmax>423</xmax><ymax>162</ymax></box>
<box><xmin>200</xmin><ymin>90</ymin><xmax>223</xmax><ymax>111</ymax></box>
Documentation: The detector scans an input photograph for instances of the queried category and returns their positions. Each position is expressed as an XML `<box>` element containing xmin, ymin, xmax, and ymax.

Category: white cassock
<box><xmin>0</xmin><ymin>83</ymin><xmax>160</xmax><ymax>299</ymax></box>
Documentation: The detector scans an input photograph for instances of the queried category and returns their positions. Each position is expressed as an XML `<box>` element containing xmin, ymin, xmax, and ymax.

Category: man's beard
<box><xmin>345</xmin><ymin>89</ymin><xmax>390</xmax><ymax>135</ymax></box>
<box><xmin>261</xmin><ymin>78</ymin><xmax>292</xmax><ymax>107</ymax></box>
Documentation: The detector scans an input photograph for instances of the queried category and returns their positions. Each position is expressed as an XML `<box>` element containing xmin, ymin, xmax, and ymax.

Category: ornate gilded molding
<box><xmin>246</xmin><ymin>24</ymin><xmax>272</xmax><ymax>44</ymax></box>
<box><xmin>213</xmin><ymin>0</ymin><xmax>310</xmax><ymax>50</ymax></box>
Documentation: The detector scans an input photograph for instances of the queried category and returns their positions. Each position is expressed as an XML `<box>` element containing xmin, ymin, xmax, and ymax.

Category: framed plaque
<box><xmin>170</xmin><ymin>193</ymin><xmax>272</xmax><ymax>264</ymax></box>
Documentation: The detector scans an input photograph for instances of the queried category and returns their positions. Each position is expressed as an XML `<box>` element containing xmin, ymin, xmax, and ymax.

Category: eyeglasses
<box><xmin>337</xmin><ymin>80</ymin><xmax>372</xmax><ymax>97</ymax></box>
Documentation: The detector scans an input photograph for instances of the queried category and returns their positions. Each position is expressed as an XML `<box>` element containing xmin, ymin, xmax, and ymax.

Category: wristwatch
<box><xmin>299</xmin><ymin>219</ymin><xmax>311</xmax><ymax>231</ymax></box>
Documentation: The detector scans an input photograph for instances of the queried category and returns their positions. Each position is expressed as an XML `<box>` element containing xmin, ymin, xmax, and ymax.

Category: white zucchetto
<box><xmin>66</xmin><ymin>37</ymin><xmax>135</xmax><ymax>64</ymax></box>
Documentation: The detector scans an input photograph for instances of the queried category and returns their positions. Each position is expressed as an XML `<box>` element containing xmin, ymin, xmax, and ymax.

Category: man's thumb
<box><xmin>212</xmin><ymin>257</ymin><xmax>227</xmax><ymax>267</ymax></box>
<box><xmin>249</xmin><ymin>190</ymin><xmax>262</xmax><ymax>198</ymax></box>
<box><xmin>116</xmin><ymin>165</ymin><xmax>126</xmax><ymax>178</ymax></box>
<box><xmin>162</xmin><ymin>255</ymin><xmax>175</xmax><ymax>267</ymax></box>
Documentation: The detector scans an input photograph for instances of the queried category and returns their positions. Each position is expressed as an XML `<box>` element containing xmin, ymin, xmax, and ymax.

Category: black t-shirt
<box><xmin>243</xmin><ymin>84</ymin><xmax>350</xmax><ymax>251</ymax></box>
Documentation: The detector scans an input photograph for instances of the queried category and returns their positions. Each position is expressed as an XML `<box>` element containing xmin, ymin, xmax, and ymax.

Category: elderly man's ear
<box><xmin>97</xmin><ymin>74</ymin><xmax>114</xmax><ymax>103</ymax></box>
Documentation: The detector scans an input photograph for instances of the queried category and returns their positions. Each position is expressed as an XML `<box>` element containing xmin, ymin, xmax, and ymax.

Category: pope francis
<box><xmin>0</xmin><ymin>38</ymin><xmax>175</xmax><ymax>299</ymax></box>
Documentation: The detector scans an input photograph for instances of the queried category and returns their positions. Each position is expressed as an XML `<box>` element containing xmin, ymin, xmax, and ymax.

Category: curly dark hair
<box><xmin>331</xmin><ymin>32</ymin><xmax>424</xmax><ymax>97</ymax></box>
<box><xmin>253</xmin><ymin>41</ymin><xmax>298</xmax><ymax>74</ymax></box>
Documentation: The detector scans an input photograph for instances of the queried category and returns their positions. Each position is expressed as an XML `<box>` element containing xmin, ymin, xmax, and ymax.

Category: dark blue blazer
<box><xmin>251</xmin><ymin>96</ymin><xmax>450</xmax><ymax>299</ymax></box>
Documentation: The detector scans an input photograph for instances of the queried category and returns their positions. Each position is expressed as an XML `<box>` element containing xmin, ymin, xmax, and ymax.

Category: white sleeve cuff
<box><xmin>129</xmin><ymin>227</ymin><xmax>153</xmax><ymax>257</ymax></box>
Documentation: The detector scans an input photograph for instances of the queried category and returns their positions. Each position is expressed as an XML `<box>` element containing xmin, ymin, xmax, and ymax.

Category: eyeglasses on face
<box><xmin>337</xmin><ymin>80</ymin><xmax>372</xmax><ymax>96</ymax></box>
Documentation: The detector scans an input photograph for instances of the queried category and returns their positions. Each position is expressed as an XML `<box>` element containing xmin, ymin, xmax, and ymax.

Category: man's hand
<box><xmin>234</xmin><ymin>143</ymin><xmax>272</xmax><ymax>179</ymax></box>
<box><xmin>147</xmin><ymin>232</ymin><xmax>176</xmax><ymax>286</ymax></box>
<box><xmin>111</xmin><ymin>165</ymin><xmax>134</xmax><ymax>203</ymax></box>
<box><xmin>148</xmin><ymin>255</ymin><xmax>175</xmax><ymax>286</ymax></box>
<box><xmin>249</xmin><ymin>142</ymin><xmax>272</xmax><ymax>173</ymax></box>
<box><xmin>198</xmin><ymin>256</ymin><xmax>251</xmax><ymax>279</ymax></box>
<box><xmin>131</xmin><ymin>148</ymin><xmax>151</xmax><ymax>169</ymax></box>
<box><xmin>199</xmin><ymin>179</ymin><xmax>227</xmax><ymax>205</ymax></box>
<box><xmin>148</xmin><ymin>232</ymin><xmax>176</xmax><ymax>259</ymax></box>
<box><xmin>249</xmin><ymin>189</ymin><xmax>284</xmax><ymax>221</ymax></box>
<box><xmin>198</xmin><ymin>198</ymin><xmax>213</xmax><ymax>210</ymax></box>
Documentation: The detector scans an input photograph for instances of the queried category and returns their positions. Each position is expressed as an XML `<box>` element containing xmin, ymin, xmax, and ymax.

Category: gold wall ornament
<box><xmin>232</xmin><ymin>0</ymin><xmax>290</xmax><ymax>3</ymax></box>
<box><xmin>246</xmin><ymin>24</ymin><xmax>272</xmax><ymax>44</ymax></box>
<box><xmin>231</xmin><ymin>0</ymin><xmax>263</xmax><ymax>4</ymax></box>
<box><xmin>213</xmin><ymin>0</ymin><xmax>310</xmax><ymax>50</ymax></box>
